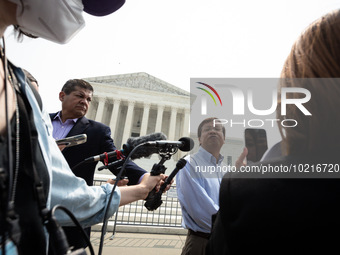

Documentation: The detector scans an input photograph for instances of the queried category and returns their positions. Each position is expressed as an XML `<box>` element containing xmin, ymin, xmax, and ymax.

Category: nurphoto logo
<box><xmin>193</xmin><ymin>79</ymin><xmax>312</xmax><ymax>129</ymax></box>
<box><xmin>196</xmin><ymin>82</ymin><xmax>222</xmax><ymax>115</ymax></box>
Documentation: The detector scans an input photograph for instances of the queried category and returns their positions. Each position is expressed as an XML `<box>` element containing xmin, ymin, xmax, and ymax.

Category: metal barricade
<box><xmin>93</xmin><ymin>179</ymin><xmax>182</xmax><ymax>228</ymax></box>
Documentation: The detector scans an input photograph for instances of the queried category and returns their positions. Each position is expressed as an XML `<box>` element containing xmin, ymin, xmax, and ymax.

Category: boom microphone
<box><xmin>143</xmin><ymin>137</ymin><xmax>194</xmax><ymax>152</ymax></box>
<box><xmin>125</xmin><ymin>132</ymin><xmax>168</xmax><ymax>160</ymax></box>
<box><xmin>85</xmin><ymin>132</ymin><xmax>167</xmax><ymax>163</ymax></box>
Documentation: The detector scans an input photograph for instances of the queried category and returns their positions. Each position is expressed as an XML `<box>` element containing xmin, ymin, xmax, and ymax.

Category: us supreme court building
<box><xmin>84</xmin><ymin>72</ymin><xmax>243</xmax><ymax>174</ymax></box>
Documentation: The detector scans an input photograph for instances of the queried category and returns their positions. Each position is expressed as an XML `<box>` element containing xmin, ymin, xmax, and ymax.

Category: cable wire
<box><xmin>97</xmin><ymin>142</ymin><xmax>148</xmax><ymax>255</ymax></box>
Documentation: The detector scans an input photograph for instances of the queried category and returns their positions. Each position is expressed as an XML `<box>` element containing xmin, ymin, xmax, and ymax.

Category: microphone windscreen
<box><xmin>126</xmin><ymin>132</ymin><xmax>167</xmax><ymax>159</ymax></box>
<box><xmin>178</xmin><ymin>137</ymin><xmax>195</xmax><ymax>152</ymax></box>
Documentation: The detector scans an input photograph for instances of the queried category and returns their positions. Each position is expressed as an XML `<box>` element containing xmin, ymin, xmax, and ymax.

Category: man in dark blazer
<box><xmin>50</xmin><ymin>79</ymin><xmax>147</xmax><ymax>249</ymax></box>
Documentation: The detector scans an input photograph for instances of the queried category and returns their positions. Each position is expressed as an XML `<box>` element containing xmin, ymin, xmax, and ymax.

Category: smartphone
<box><xmin>56</xmin><ymin>134</ymin><xmax>87</xmax><ymax>148</ymax></box>
<box><xmin>244</xmin><ymin>128</ymin><xmax>268</xmax><ymax>163</ymax></box>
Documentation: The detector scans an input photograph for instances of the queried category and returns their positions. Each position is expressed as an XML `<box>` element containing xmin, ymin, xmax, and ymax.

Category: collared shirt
<box><xmin>51</xmin><ymin>111</ymin><xmax>78</xmax><ymax>140</ymax></box>
<box><xmin>14</xmin><ymin>66</ymin><xmax>121</xmax><ymax>228</ymax></box>
<box><xmin>176</xmin><ymin>146</ymin><xmax>226</xmax><ymax>233</ymax></box>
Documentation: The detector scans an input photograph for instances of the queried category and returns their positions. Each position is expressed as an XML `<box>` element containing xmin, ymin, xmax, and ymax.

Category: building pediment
<box><xmin>84</xmin><ymin>72</ymin><xmax>190</xmax><ymax>97</ymax></box>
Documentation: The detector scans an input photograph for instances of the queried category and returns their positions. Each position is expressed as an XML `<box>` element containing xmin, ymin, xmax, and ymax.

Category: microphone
<box><xmin>84</xmin><ymin>132</ymin><xmax>167</xmax><ymax>163</ymax></box>
<box><xmin>144</xmin><ymin>158</ymin><xmax>187</xmax><ymax>211</ymax></box>
<box><xmin>84</xmin><ymin>150</ymin><xmax>124</xmax><ymax>163</ymax></box>
<box><xmin>125</xmin><ymin>132</ymin><xmax>167</xmax><ymax>160</ymax></box>
<box><xmin>143</xmin><ymin>137</ymin><xmax>194</xmax><ymax>152</ymax></box>
<box><xmin>97</xmin><ymin>159</ymin><xmax>124</xmax><ymax>171</ymax></box>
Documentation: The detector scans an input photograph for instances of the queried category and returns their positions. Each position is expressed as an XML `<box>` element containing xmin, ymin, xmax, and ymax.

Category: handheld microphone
<box><xmin>144</xmin><ymin>158</ymin><xmax>187</xmax><ymax>211</ymax></box>
<box><xmin>144</xmin><ymin>137</ymin><xmax>194</xmax><ymax>152</ymax></box>
<box><xmin>84</xmin><ymin>132</ymin><xmax>167</xmax><ymax>163</ymax></box>
<box><xmin>97</xmin><ymin>159</ymin><xmax>124</xmax><ymax>171</ymax></box>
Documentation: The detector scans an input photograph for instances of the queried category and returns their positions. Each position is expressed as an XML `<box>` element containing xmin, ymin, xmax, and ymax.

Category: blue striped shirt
<box><xmin>176</xmin><ymin>147</ymin><xmax>226</xmax><ymax>233</ymax></box>
<box><xmin>51</xmin><ymin>111</ymin><xmax>78</xmax><ymax>140</ymax></box>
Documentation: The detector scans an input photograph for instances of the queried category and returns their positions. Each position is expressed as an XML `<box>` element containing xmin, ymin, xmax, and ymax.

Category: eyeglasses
<box><xmin>202</xmin><ymin>126</ymin><xmax>223</xmax><ymax>133</ymax></box>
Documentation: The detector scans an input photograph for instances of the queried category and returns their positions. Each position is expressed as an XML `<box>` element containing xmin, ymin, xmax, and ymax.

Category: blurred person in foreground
<box><xmin>176</xmin><ymin>117</ymin><xmax>227</xmax><ymax>255</ymax></box>
<box><xmin>0</xmin><ymin>0</ymin><xmax>165</xmax><ymax>254</ymax></box>
<box><xmin>23</xmin><ymin>68</ymin><xmax>39</xmax><ymax>91</ymax></box>
<box><xmin>207</xmin><ymin>9</ymin><xmax>340</xmax><ymax>255</ymax></box>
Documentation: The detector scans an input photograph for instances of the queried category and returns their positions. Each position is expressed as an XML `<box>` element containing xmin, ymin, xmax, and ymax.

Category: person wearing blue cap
<box><xmin>0</xmin><ymin>1</ymin><xmax>166</xmax><ymax>254</ymax></box>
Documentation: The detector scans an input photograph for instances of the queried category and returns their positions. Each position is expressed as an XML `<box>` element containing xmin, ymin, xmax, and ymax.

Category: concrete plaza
<box><xmin>90</xmin><ymin>231</ymin><xmax>186</xmax><ymax>255</ymax></box>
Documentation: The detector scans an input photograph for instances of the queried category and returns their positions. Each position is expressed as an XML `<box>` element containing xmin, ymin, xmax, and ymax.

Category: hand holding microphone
<box><xmin>115</xmin><ymin>134</ymin><xmax>195</xmax><ymax>211</ymax></box>
<box><xmin>144</xmin><ymin>158</ymin><xmax>187</xmax><ymax>211</ymax></box>
<box><xmin>143</xmin><ymin>137</ymin><xmax>194</xmax><ymax>211</ymax></box>
<box><xmin>82</xmin><ymin>133</ymin><xmax>194</xmax><ymax>211</ymax></box>
<box><xmin>139</xmin><ymin>173</ymin><xmax>167</xmax><ymax>199</ymax></box>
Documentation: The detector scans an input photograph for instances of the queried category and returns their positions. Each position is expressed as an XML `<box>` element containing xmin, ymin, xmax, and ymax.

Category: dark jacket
<box><xmin>50</xmin><ymin>113</ymin><xmax>147</xmax><ymax>186</ymax></box>
<box><xmin>207</xmin><ymin>154</ymin><xmax>340</xmax><ymax>255</ymax></box>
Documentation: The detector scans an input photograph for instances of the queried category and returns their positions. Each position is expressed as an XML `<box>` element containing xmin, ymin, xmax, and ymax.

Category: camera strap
<box><xmin>8</xmin><ymin>62</ymin><xmax>50</xmax><ymax>221</ymax></box>
<box><xmin>0</xmin><ymin>37</ymin><xmax>21</xmax><ymax>251</ymax></box>
<box><xmin>1</xmin><ymin>44</ymin><xmax>50</xmax><ymax>251</ymax></box>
